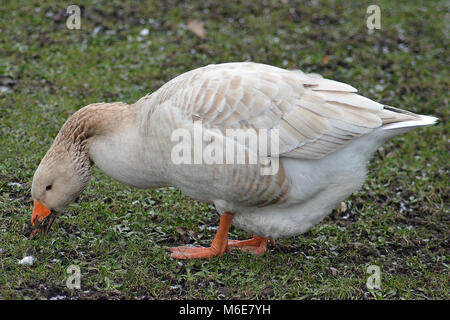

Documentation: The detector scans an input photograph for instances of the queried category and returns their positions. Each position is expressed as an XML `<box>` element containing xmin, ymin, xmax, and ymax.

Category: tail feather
<box><xmin>379</xmin><ymin>105</ymin><xmax>438</xmax><ymax>130</ymax></box>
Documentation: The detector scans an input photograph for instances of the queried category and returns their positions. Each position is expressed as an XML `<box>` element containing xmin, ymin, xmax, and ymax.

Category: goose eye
<box><xmin>46</xmin><ymin>185</ymin><xmax>52</xmax><ymax>191</ymax></box>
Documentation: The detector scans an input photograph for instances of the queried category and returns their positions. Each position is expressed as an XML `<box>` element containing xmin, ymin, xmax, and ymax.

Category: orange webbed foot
<box><xmin>169</xmin><ymin>212</ymin><xmax>233</xmax><ymax>260</ymax></box>
<box><xmin>169</xmin><ymin>245</ymin><xmax>229</xmax><ymax>259</ymax></box>
<box><xmin>228</xmin><ymin>235</ymin><xmax>274</xmax><ymax>255</ymax></box>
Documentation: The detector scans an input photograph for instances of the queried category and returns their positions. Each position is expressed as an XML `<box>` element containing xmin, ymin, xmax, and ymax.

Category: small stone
<box><xmin>18</xmin><ymin>256</ymin><xmax>35</xmax><ymax>266</ymax></box>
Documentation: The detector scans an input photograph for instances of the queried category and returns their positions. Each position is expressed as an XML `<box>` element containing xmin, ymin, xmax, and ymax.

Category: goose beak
<box><xmin>30</xmin><ymin>200</ymin><xmax>54</xmax><ymax>239</ymax></box>
<box><xmin>31</xmin><ymin>200</ymin><xmax>51</xmax><ymax>225</ymax></box>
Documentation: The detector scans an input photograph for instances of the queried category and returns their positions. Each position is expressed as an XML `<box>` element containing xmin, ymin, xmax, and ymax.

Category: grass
<box><xmin>0</xmin><ymin>0</ymin><xmax>448</xmax><ymax>299</ymax></box>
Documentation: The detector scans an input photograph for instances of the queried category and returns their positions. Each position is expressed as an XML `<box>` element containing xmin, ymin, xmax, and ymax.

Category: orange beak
<box><xmin>31</xmin><ymin>200</ymin><xmax>51</xmax><ymax>226</ymax></box>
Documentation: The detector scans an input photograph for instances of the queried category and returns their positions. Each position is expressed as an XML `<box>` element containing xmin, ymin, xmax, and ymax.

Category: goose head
<box><xmin>29</xmin><ymin>102</ymin><xmax>134</xmax><ymax>238</ymax></box>
<box><xmin>30</xmin><ymin>106</ymin><xmax>97</xmax><ymax>238</ymax></box>
<box><xmin>30</xmin><ymin>143</ymin><xmax>92</xmax><ymax>238</ymax></box>
<box><xmin>32</xmin><ymin>151</ymin><xmax>89</xmax><ymax>229</ymax></box>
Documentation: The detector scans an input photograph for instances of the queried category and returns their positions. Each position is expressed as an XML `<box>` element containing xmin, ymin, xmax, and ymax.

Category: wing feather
<box><xmin>315</xmin><ymin>91</ymin><xmax>383</xmax><ymax>111</ymax></box>
<box><xmin>147</xmin><ymin>62</ymin><xmax>391</xmax><ymax>160</ymax></box>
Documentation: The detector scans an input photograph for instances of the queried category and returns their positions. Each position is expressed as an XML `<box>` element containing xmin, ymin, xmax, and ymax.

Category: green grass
<box><xmin>0</xmin><ymin>0</ymin><xmax>448</xmax><ymax>299</ymax></box>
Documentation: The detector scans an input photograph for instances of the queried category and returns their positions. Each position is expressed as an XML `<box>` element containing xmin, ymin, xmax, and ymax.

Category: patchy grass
<box><xmin>0</xmin><ymin>0</ymin><xmax>448</xmax><ymax>300</ymax></box>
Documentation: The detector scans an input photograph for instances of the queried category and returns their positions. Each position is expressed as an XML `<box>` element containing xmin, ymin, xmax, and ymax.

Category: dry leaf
<box><xmin>176</xmin><ymin>227</ymin><xmax>187</xmax><ymax>236</ymax></box>
<box><xmin>187</xmin><ymin>19</ymin><xmax>206</xmax><ymax>39</ymax></box>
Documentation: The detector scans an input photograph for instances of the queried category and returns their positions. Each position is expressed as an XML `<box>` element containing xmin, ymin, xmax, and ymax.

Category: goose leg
<box><xmin>169</xmin><ymin>212</ymin><xmax>234</xmax><ymax>259</ymax></box>
<box><xmin>228</xmin><ymin>236</ymin><xmax>275</xmax><ymax>255</ymax></box>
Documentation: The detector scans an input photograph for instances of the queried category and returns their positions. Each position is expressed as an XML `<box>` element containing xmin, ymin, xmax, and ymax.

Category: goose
<box><xmin>30</xmin><ymin>62</ymin><xmax>437</xmax><ymax>259</ymax></box>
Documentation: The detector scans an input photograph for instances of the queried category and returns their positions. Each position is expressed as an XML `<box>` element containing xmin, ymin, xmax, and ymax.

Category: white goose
<box><xmin>31</xmin><ymin>62</ymin><xmax>437</xmax><ymax>259</ymax></box>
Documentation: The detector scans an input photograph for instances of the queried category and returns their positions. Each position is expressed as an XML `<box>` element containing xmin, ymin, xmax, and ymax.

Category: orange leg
<box><xmin>169</xmin><ymin>212</ymin><xmax>234</xmax><ymax>259</ymax></box>
<box><xmin>228</xmin><ymin>236</ymin><xmax>275</xmax><ymax>255</ymax></box>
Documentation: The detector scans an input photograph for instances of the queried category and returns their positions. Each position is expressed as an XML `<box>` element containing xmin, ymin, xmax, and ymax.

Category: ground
<box><xmin>0</xmin><ymin>0</ymin><xmax>448</xmax><ymax>299</ymax></box>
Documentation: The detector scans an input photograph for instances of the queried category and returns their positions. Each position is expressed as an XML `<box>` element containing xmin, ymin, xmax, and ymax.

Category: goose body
<box><xmin>31</xmin><ymin>62</ymin><xmax>437</xmax><ymax>258</ymax></box>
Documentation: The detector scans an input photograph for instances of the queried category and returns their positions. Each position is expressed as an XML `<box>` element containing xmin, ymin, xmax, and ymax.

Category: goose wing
<box><xmin>142</xmin><ymin>62</ymin><xmax>400</xmax><ymax>160</ymax></box>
